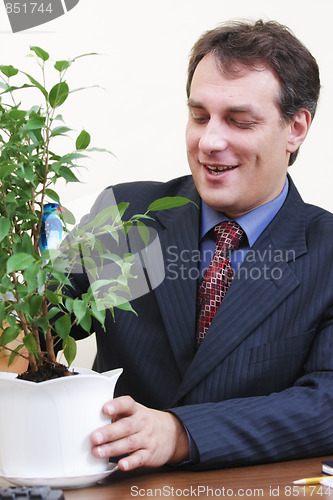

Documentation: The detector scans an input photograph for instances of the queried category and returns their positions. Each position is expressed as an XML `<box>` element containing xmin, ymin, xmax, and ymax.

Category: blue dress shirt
<box><xmin>199</xmin><ymin>177</ymin><xmax>289</xmax><ymax>278</ymax></box>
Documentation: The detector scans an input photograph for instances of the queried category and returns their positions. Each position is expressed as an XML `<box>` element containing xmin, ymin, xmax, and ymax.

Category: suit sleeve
<box><xmin>170</xmin><ymin>306</ymin><xmax>333</xmax><ymax>469</ymax></box>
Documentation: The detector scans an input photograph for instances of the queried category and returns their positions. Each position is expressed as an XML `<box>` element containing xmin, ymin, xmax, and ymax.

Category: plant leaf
<box><xmin>23</xmin><ymin>332</ymin><xmax>38</xmax><ymax>355</ymax></box>
<box><xmin>44</xmin><ymin>189</ymin><xmax>60</xmax><ymax>203</ymax></box>
<box><xmin>28</xmin><ymin>295</ymin><xmax>43</xmax><ymax>318</ymax></box>
<box><xmin>0</xmin><ymin>302</ymin><xmax>5</xmax><ymax>325</ymax></box>
<box><xmin>90</xmin><ymin>302</ymin><xmax>106</xmax><ymax>328</ymax></box>
<box><xmin>47</xmin><ymin>306</ymin><xmax>61</xmax><ymax>320</ymax></box>
<box><xmin>73</xmin><ymin>299</ymin><xmax>87</xmax><ymax>323</ymax></box>
<box><xmin>50</xmin><ymin>126</ymin><xmax>71</xmax><ymax>137</ymax></box>
<box><xmin>63</xmin><ymin>336</ymin><xmax>77</xmax><ymax>366</ymax></box>
<box><xmin>78</xmin><ymin>311</ymin><xmax>92</xmax><ymax>333</ymax></box>
<box><xmin>49</xmin><ymin>82</ymin><xmax>69</xmax><ymax>108</ymax></box>
<box><xmin>89</xmin><ymin>279</ymin><xmax>112</xmax><ymax>291</ymax></box>
<box><xmin>21</xmin><ymin>116</ymin><xmax>45</xmax><ymax>131</ymax></box>
<box><xmin>0</xmin><ymin>217</ymin><xmax>10</xmax><ymax>243</ymax></box>
<box><xmin>54</xmin><ymin>314</ymin><xmax>71</xmax><ymax>340</ymax></box>
<box><xmin>83</xmin><ymin>205</ymin><xmax>119</xmax><ymax>230</ymax></box>
<box><xmin>7</xmin><ymin>253</ymin><xmax>35</xmax><ymax>273</ymax></box>
<box><xmin>76</xmin><ymin>129</ymin><xmax>91</xmax><ymax>150</ymax></box>
<box><xmin>72</xmin><ymin>52</ymin><xmax>99</xmax><ymax>62</ymax></box>
<box><xmin>54</xmin><ymin>60</ymin><xmax>72</xmax><ymax>72</ymax></box>
<box><xmin>8</xmin><ymin>344</ymin><xmax>25</xmax><ymax>366</ymax></box>
<box><xmin>147</xmin><ymin>196</ymin><xmax>192</xmax><ymax>212</ymax></box>
<box><xmin>0</xmin><ymin>65</ymin><xmax>18</xmax><ymax>77</ymax></box>
<box><xmin>0</xmin><ymin>164</ymin><xmax>16</xmax><ymax>179</ymax></box>
<box><xmin>30</xmin><ymin>46</ymin><xmax>49</xmax><ymax>61</ymax></box>
<box><xmin>33</xmin><ymin>317</ymin><xmax>49</xmax><ymax>335</ymax></box>
<box><xmin>116</xmin><ymin>301</ymin><xmax>138</xmax><ymax>315</ymax></box>
<box><xmin>61</xmin><ymin>206</ymin><xmax>76</xmax><ymax>225</ymax></box>
<box><xmin>0</xmin><ymin>325</ymin><xmax>19</xmax><ymax>346</ymax></box>
<box><xmin>136</xmin><ymin>221</ymin><xmax>150</xmax><ymax>248</ymax></box>
<box><xmin>58</xmin><ymin>166</ymin><xmax>80</xmax><ymax>183</ymax></box>
<box><xmin>22</xmin><ymin>72</ymin><xmax>48</xmax><ymax>99</ymax></box>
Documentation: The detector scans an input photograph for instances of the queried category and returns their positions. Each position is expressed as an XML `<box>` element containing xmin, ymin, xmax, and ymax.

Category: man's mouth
<box><xmin>204</xmin><ymin>164</ymin><xmax>238</xmax><ymax>176</ymax></box>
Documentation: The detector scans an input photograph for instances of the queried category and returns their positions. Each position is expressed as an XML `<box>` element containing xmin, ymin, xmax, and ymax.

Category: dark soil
<box><xmin>17</xmin><ymin>361</ymin><xmax>77</xmax><ymax>382</ymax></box>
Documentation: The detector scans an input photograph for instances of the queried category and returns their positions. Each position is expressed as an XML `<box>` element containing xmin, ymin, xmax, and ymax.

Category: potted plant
<box><xmin>0</xmin><ymin>46</ymin><xmax>190</xmax><ymax>487</ymax></box>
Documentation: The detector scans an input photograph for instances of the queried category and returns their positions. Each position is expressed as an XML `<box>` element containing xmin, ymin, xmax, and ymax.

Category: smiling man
<box><xmin>186</xmin><ymin>54</ymin><xmax>310</xmax><ymax>217</ymax></box>
<box><xmin>67</xmin><ymin>20</ymin><xmax>333</xmax><ymax>471</ymax></box>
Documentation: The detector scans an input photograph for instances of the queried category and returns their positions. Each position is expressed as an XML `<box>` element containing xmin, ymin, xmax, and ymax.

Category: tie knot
<box><xmin>214</xmin><ymin>220</ymin><xmax>245</xmax><ymax>253</ymax></box>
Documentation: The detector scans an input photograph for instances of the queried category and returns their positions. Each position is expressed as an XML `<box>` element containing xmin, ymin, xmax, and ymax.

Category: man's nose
<box><xmin>198</xmin><ymin>120</ymin><xmax>229</xmax><ymax>154</ymax></box>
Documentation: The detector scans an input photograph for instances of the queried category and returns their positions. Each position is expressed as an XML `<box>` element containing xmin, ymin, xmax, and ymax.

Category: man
<box><xmin>70</xmin><ymin>20</ymin><xmax>333</xmax><ymax>471</ymax></box>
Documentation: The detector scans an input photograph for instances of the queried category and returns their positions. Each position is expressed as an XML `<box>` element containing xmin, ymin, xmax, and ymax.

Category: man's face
<box><xmin>186</xmin><ymin>53</ymin><xmax>295</xmax><ymax>218</ymax></box>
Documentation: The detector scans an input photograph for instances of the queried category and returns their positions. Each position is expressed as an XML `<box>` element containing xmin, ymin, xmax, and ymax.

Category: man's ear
<box><xmin>287</xmin><ymin>109</ymin><xmax>312</xmax><ymax>154</ymax></box>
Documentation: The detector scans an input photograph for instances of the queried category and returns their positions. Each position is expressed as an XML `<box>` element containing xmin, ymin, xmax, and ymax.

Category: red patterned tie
<box><xmin>196</xmin><ymin>220</ymin><xmax>245</xmax><ymax>345</ymax></box>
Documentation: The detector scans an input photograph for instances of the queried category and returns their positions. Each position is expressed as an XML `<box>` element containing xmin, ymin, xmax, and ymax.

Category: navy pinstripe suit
<box><xmin>70</xmin><ymin>174</ymin><xmax>333</xmax><ymax>469</ymax></box>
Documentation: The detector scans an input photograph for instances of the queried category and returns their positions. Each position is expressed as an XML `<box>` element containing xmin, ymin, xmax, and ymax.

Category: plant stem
<box><xmin>42</xmin><ymin>295</ymin><xmax>56</xmax><ymax>362</ymax></box>
<box><xmin>28</xmin><ymin>352</ymin><xmax>38</xmax><ymax>373</ymax></box>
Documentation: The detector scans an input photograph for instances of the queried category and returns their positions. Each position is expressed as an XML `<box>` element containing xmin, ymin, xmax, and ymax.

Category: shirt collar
<box><xmin>200</xmin><ymin>177</ymin><xmax>289</xmax><ymax>247</ymax></box>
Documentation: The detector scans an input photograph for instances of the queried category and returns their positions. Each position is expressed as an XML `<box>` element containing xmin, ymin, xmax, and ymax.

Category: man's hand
<box><xmin>90</xmin><ymin>396</ymin><xmax>190</xmax><ymax>471</ymax></box>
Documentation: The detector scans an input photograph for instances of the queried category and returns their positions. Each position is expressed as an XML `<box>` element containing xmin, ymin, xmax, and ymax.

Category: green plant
<box><xmin>0</xmin><ymin>46</ymin><xmax>190</xmax><ymax>378</ymax></box>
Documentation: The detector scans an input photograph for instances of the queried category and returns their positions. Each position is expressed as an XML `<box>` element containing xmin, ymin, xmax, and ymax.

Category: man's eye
<box><xmin>231</xmin><ymin>119</ymin><xmax>255</xmax><ymax>129</ymax></box>
<box><xmin>189</xmin><ymin>111</ymin><xmax>209</xmax><ymax>124</ymax></box>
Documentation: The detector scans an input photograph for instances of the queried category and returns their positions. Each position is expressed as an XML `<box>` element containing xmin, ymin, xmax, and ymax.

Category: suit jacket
<box><xmin>70</xmin><ymin>174</ymin><xmax>333</xmax><ymax>469</ymax></box>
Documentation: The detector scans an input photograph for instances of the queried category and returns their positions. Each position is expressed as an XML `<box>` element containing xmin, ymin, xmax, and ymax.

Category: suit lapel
<box><xmin>171</xmin><ymin>177</ymin><xmax>308</xmax><ymax>404</ymax></box>
<box><xmin>153</xmin><ymin>182</ymin><xmax>201</xmax><ymax>376</ymax></box>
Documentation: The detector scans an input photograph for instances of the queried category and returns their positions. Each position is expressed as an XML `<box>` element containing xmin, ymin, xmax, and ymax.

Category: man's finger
<box><xmin>102</xmin><ymin>395</ymin><xmax>137</xmax><ymax>417</ymax></box>
<box><xmin>118</xmin><ymin>450</ymin><xmax>148</xmax><ymax>471</ymax></box>
<box><xmin>92</xmin><ymin>432</ymin><xmax>141</xmax><ymax>459</ymax></box>
<box><xmin>91</xmin><ymin>414</ymin><xmax>139</xmax><ymax>446</ymax></box>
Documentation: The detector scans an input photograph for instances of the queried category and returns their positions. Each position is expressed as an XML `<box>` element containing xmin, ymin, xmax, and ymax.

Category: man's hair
<box><xmin>187</xmin><ymin>19</ymin><xmax>320</xmax><ymax>165</ymax></box>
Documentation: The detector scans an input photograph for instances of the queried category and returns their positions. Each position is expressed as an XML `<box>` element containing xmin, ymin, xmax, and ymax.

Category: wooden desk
<box><xmin>64</xmin><ymin>456</ymin><xmax>333</xmax><ymax>499</ymax></box>
<box><xmin>1</xmin><ymin>457</ymin><xmax>332</xmax><ymax>498</ymax></box>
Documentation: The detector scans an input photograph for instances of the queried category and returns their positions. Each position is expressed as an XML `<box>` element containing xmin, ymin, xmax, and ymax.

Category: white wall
<box><xmin>0</xmin><ymin>0</ymin><xmax>332</xmax><ymax>221</ymax></box>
